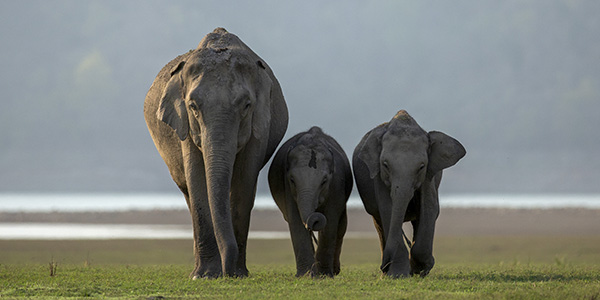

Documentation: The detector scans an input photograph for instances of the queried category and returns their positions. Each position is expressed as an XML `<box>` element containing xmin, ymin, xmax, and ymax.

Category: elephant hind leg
<box><xmin>333</xmin><ymin>210</ymin><xmax>347</xmax><ymax>275</ymax></box>
<box><xmin>372</xmin><ymin>217</ymin><xmax>386</xmax><ymax>253</ymax></box>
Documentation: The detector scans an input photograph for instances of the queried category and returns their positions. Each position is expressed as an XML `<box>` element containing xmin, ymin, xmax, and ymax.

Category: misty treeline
<box><xmin>0</xmin><ymin>1</ymin><xmax>598</xmax><ymax>193</ymax></box>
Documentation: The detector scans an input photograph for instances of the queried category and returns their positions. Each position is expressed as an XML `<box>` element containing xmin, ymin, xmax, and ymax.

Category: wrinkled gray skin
<box><xmin>269</xmin><ymin>127</ymin><xmax>353</xmax><ymax>277</ymax></box>
<box><xmin>144</xmin><ymin>28</ymin><xmax>288</xmax><ymax>278</ymax></box>
<box><xmin>353</xmin><ymin>110</ymin><xmax>465</xmax><ymax>278</ymax></box>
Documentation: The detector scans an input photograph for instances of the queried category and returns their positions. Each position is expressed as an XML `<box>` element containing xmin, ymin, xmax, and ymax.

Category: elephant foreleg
<box><xmin>384</xmin><ymin>230</ymin><xmax>411</xmax><ymax>278</ymax></box>
<box><xmin>286</xmin><ymin>198</ymin><xmax>315</xmax><ymax>277</ymax></box>
<box><xmin>410</xmin><ymin>180</ymin><xmax>440</xmax><ymax>277</ymax></box>
<box><xmin>229</xmin><ymin>190</ymin><xmax>253</xmax><ymax>277</ymax></box>
<box><xmin>315</xmin><ymin>211</ymin><xmax>343</xmax><ymax>277</ymax></box>
<box><xmin>229</xmin><ymin>156</ymin><xmax>263</xmax><ymax>277</ymax></box>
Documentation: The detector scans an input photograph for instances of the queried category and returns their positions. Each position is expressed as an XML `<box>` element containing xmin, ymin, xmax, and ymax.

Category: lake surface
<box><xmin>0</xmin><ymin>223</ymin><xmax>294</xmax><ymax>240</ymax></box>
<box><xmin>0</xmin><ymin>193</ymin><xmax>599</xmax><ymax>212</ymax></box>
<box><xmin>0</xmin><ymin>193</ymin><xmax>598</xmax><ymax>240</ymax></box>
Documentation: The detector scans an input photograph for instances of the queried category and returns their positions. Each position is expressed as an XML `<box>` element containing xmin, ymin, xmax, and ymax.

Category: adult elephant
<box><xmin>144</xmin><ymin>28</ymin><xmax>288</xmax><ymax>278</ymax></box>
<box><xmin>352</xmin><ymin>110</ymin><xmax>465</xmax><ymax>278</ymax></box>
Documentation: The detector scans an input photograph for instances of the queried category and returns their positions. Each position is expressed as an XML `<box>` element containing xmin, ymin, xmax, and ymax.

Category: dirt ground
<box><xmin>1</xmin><ymin>207</ymin><xmax>598</xmax><ymax>236</ymax></box>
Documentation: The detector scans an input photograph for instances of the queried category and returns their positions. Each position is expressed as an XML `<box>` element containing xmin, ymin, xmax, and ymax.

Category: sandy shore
<box><xmin>1</xmin><ymin>207</ymin><xmax>598</xmax><ymax>236</ymax></box>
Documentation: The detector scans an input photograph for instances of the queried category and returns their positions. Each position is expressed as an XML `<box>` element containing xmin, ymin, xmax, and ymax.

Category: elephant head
<box><xmin>157</xmin><ymin>29</ymin><xmax>273</xmax><ymax>151</ymax></box>
<box><xmin>355</xmin><ymin>110</ymin><xmax>465</xmax><ymax>277</ymax></box>
<box><xmin>285</xmin><ymin>130</ymin><xmax>335</xmax><ymax>232</ymax></box>
<box><xmin>155</xmin><ymin>28</ymin><xmax>277</xmax><ymax>275</ymax></box>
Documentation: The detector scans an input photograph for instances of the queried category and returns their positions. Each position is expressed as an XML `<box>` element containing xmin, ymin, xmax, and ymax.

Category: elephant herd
<box><xmin>144</xmin><ymin>28</ymin><xmax>466</xmax><ymax>279</ymax></box>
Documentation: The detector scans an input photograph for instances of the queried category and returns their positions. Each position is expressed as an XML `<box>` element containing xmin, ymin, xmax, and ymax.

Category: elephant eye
<box><xmin>321</xmin><ymin>177</ymin><xmax>328</xmax><ymax>186</ymax></box>
<box><xmin>418</xmin><ymin>163</ymin><xmax>425</xmax><ymax>171</ymax></box>
<box><xmin>382</xmin><ymin>161</ymin><xmax>390</xmax><ymax>171</ymax></box>
<box><xmin>240</xmin><ymin>100</ymin><xmax>252</xmax><ymax>117</ymax></box>
<box><xmin>189</xmin><ymin>103</ymin><xmax>199</xmax><ymax>111</ymax></box>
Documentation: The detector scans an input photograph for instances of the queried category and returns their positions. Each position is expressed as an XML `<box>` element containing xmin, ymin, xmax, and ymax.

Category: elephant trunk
<box><xmin>380</xmin><ymin>185</ymin><xmax>414</xmax><ymax>277</ymax></box>
<box><xmin>202</xmin><ymin>123</ymin><xmax>239</xmax><ymax>277</ymax></box>
<box><xmin>296</xmin><ymin>188</ymin><xmax>327</xmax><ymax>231</ymax></box>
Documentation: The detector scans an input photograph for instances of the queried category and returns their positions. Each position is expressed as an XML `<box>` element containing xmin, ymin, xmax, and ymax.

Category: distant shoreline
<box><xmin>1</xmin><ymin>207</ymin><xmax>598</xmax><ymax>237</ymax></box>
<box><xmin>1</xmin><ymin>194</ymin><xmax>599</xmax><ymax>213</ymax></box>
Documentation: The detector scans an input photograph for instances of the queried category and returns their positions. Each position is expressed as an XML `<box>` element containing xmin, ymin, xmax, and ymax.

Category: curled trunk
<box><xmin>296</xmin><ymin>188</ymin><xmax>327</xmax><ymax>231</ymax></box>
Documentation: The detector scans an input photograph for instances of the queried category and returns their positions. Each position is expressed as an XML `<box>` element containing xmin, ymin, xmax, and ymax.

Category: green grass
<box><xmin>1</xmin><ymin>237</ymin><xmax>600</xmax><ymax>299</ymax></box>
<box><xmin>2</xmin><ymin>264</ymin><xmax>599</xmax><ymax>299</ymax></box>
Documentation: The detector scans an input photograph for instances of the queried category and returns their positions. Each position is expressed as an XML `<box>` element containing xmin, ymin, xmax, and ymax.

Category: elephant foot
<box><xmin>334</xmin><ymin>266</ymin><xmax>341</xmax><ymax>276</ymax></box>
<box><xmin>316</xmin><ymin>271</ymin><xmax>335</xmax><ymax>278</ymax></box>
<box><xmin>235</xmin><ymin>266</ymin><xmax>249</xmax><ymax>278</ymax></box>
<box><xmin>190</xmin><ymin>269</ymin><xmax>221</xmax><ymax>280</ymax></box>
<box><xmin>315</xmin><ymin>264</ymin><xmax>336</xmax><ymax>278</ymax></box>
<box><xmin>381</xmin><ymin>260</ymin><xmax>411</xmax><ymax>279</ymax></box>
<box><xmin>410</xmin><ymin>255</ymin><xmax>434</xmax><ymax>278</ymax></box>
<box><xmin>295</xmin><ymin>271</ymin><xmax>308</xmax><ymax>278</ymax></box>
<box><xmin>410</xmin><ymin>269</ymin><xmax>430</xmax><ymax>278</ymax></box>
<box><xmin>308</xmin><ymin>268</ymin><xmax>335</xmax><ymax>279</ymax></box>
<box><xmin>190</xmin><ymin>260</ymin><xmax>222</xmax><ymax>279</ymax></box>
<box><xmin>383</xmin><ymin>270</ymin><xmax>411</xmax><ymax>279</ymax></box>
<box><xmin>294</xmin><ymin>262</ymin><xmax>315</xmax><ymax>278</ymax></box>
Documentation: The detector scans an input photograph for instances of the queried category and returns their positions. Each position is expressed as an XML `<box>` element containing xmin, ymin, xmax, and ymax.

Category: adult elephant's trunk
<box><xmin>380</xmin><ymin>184</ymin><xmax>413</xmax><ymax>277</ymax></box>
<box><xmin>201</xmin><ymin>123</ymin><xmax>239</xmax><ymax>277</ymax></box>
<box><xmin>296</xmin><ymin>188</ymin><xmax>327</xmax><ymax>231</ymax></box>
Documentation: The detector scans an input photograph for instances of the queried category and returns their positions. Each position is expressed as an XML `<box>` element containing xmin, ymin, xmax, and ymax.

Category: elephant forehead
<box><xmin>288</xmin><ymin>147</ymin><xmax>332</xmax><ymax>170</ymax></box>
<box><xmin>184</xmin><ymin>50</ymin><xmax>257</xmax><ymax>101</ymax></box>
<box><xmin>188</xmin><ymin>72</ymin><xmax>252</xmax><ymax>104</ymax></box>
<box><xmin>288</xmin><ymin>166</ymin><xmax>329</xmax><ymax>182</ymax></box>
<box><xmin>192</xmin><ymin>46</ymin><xmax>255</xmax><ymax>71</ymax></box>
<box><xmin>382</xmin><ymin>133</ymin><xmax>428</xmax><ymax>153</ymax></box>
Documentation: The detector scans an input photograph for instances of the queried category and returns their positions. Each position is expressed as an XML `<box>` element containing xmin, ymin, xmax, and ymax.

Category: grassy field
<box><xmin>1</xmin><ymin>236</ymin><xmax>600</xmax><ymax>299</ymax></box>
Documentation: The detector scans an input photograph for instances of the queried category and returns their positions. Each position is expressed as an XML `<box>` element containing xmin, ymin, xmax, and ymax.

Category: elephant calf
<box><xmin>353</xmin><ymin>110</ymin><xmax>465</xmax><ymax>278</ymax></box>
<box><xmin>268</xmin><ymin>127</ymin><xmax>353</xmax><ymax>277</ymax></box>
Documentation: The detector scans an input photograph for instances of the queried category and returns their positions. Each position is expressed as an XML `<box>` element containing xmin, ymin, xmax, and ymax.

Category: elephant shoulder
<box><xmin>144</xmin><ymin>52</ymin><xmax>192</xmax><ymax>106</ymax></box>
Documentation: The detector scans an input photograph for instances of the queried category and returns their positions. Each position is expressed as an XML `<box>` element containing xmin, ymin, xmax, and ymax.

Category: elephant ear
<box><xmin>427</xmin><ymin>131</ymin><xmax>466</xmax><ymax>177</ymax></box>
<box><xmin>357</xmin><ymin>124</ymin><xmax>387</xmax><ymax>179</ymax></box>
<box><xmin>251</xmin><ymin>60</ymin><xmax>273</xmax><ymax>141</ymax></box>
<box><xmin>325</xmin><ymin>138</ymin><xmax>353</xmax><ymax>197</ymax></box>
<box><xmin>157</xmin><ymin>61</ymin><xmax>189</xmax><ymax>141</ymax></box>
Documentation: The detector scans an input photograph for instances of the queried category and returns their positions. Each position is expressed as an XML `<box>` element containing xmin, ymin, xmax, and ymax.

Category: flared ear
<box><xmin>251</xmin><ymin>60</ymin><xmax>272</xmax><ymax>141</ymax></box>
<box><xmin>427</xmin><ymin>131</ymin><xmax>466</xmax><ymax>177</ymax></box>
<box><xmin>157</xmin><ymin>61</ymin><xmax>189</xmax><ymax>141</ymax></box>
<box><xmin>357</xmin><ymin>125</ymin><xmax>387</xmax><ymax>179</ymax></box>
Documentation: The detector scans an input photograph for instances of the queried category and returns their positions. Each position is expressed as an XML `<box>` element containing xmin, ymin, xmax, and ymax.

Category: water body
<box><xmin>0</xmin><ymin>193</ymin><xmax>599</xmax><ymax>212</ymax></box>
<box><xmin>0</xmin><ymin>223</ymin><xmax>296</xmax><ymax>240</ymax></box>
<box><xmin>0</xmin><ymin>223</ymin><xmax>376</xmax><ymax>240</ymax></box>
<box><xmin>1</xmin><ymin>193</ymin><xmax>598</xmax><ymax>240</ymax></box>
